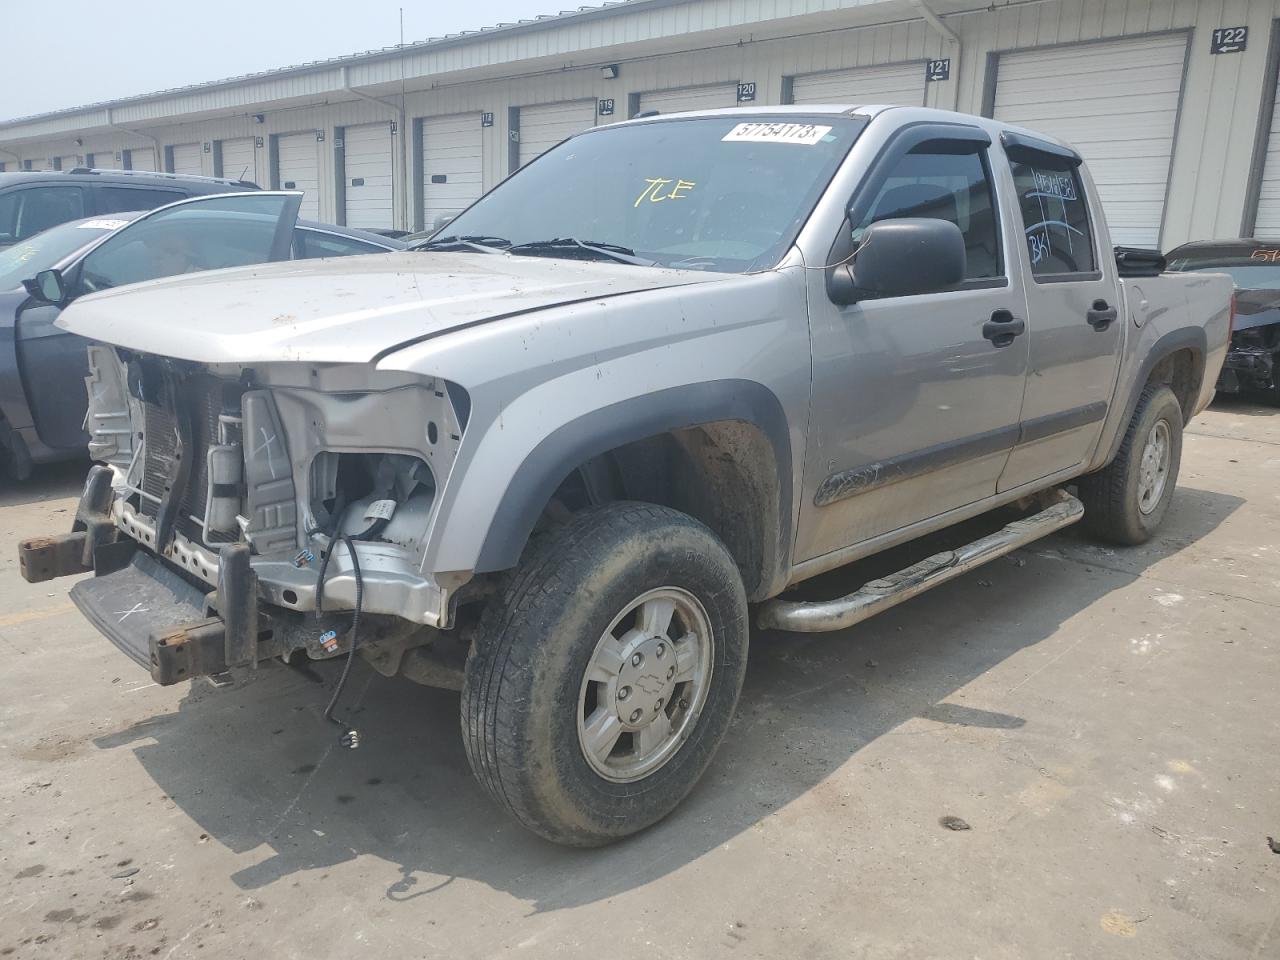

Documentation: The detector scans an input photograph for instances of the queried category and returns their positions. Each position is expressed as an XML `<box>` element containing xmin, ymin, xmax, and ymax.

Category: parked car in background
<box><xmin>20</xmin><ymin>106</ymin><xmax>1231</xmax><ymax>846</ymax></box>
<box><xmin>0</xmin><ymin>194</ymin><xmax>405</xmax><ymax>477</ymax></box>
<box><xmin>0</xmin><ymin>168</ymin><xmax>260</xmax><ymax>250</ymax></box>
<box><xmin>1166</xmin><ymin>239</ymin><xmax>1280</xmax><ymax>403</ymax></box>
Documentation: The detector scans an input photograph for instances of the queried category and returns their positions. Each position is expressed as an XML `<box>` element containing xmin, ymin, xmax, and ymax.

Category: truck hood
<box><xmin>55</xmin><ymin>251</ymin><xmax>728</xmax><ymax>365</ymax></box>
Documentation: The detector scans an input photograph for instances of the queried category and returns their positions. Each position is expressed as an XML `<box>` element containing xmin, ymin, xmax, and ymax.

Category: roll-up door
<box><xmin>518</xmin><ymin>100</ymin><xmax>597</xmax><ymax>167</ymax></box>
<box><xmin>638</xmin><ymin>84</ymin><xmax>739</xmax><ymax>116</ymax></box>
<box><xmin>125</xmin><ymin>149</ymin><xmax>156</xmax><ymax>172</ymax></box>
<box><xmin>169</xmin><ymin>143</ymin><xmax>203</xmax><ymax>176</ymax></box>
<box><xmin>1252</xmin><ymin>69</ymin><xmax>1280</xmax><ymax>239</ymax></box>
<box><xmin>791</xmin><ymin>62</ymin><xmax>926</xmax><ymax>107</ymax></box>
<box><xmin>343</xmin><ymin>122</ymin><xmax>395</xmax><ymax>229</ymax></box>
<box><xmin>421</xmin><ymin>113</ymin><xmax>483</xmax><ymax>229</ymax></box>
<box><xmin>277</xmin><ymin>133</ymin><xmax>322</xmax><ymax>221</ymax></box>
<box><xmin>992</xmin><ymin>34</ymin><xmax>1187</xmax><ymax>248</ymax></box>
<box><xmin>219</xmin><ymin>138</ymin><xmax>257</xmax><ymax>184</ymax></box>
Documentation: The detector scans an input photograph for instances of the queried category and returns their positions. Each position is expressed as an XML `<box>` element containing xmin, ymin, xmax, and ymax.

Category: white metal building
<box><xmin>2</xmin><ymin>0</ymin><xmax>1280</xmax><ymax>248</ymax></box>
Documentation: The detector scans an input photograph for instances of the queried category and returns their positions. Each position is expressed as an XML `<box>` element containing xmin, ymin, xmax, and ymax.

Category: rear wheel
<box><xmin>461</xmin><ymin>502</ymin><xmax>748</xmax><ymax>846</ymax></box>
<box><xmin>1079</xmin><ymin>384</ymin><xmax>1183</xmax><ymax>545</ymax></box>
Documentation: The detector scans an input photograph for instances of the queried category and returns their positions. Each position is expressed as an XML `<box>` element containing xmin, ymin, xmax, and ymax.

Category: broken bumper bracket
<box><xmin>18</xmin><ymin>464</ymin><xmax>117</xmax><ymax>582</ymax></box>
<box><xmin>19</xmin><ymin>464</ymin><xmax>270</xmax><ymax>685</ymax></box>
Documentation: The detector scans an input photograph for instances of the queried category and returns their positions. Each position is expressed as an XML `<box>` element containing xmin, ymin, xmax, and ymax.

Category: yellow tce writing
<box><xmin>634</xmin><ymin>177</ymin><xmax>696</xmax><ymax>207</ymax></box>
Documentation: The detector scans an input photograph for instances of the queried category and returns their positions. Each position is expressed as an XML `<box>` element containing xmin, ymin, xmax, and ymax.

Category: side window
<box><xmin>0</xmin><ymin>186</ymin><xmax>86</xmax><ymax>243</ymax></box>
<box><xmin>76</xmin><ymin>193</ymin><xmax>295</xmax><ymax>293</ymax></box>
<box><xmin>854</xmin><ymin>141</ymin><xmax>1002</xmax><ymax>281</ymax></box>
<box><xmin>96</xmin><ymin>186</ymin><xmax>186</xmax><ymax>214</ymax></box>
<box><xmin>296</xmin><ymin>230</ymin><xmax>386</xmax><ymax>259</ymax></box>
<box><xmin>1008</xmin><ymin>158</ymin><xmax>1096</xmax><ymax>278</ymax></box>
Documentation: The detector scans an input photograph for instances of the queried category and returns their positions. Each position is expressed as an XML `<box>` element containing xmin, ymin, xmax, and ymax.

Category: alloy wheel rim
<box><xmin>576</xmin><ymin>586</ymin><xmax>713</xmax><ymax>783</ymax></box>
<box><xmin>1137</xmin><ymin>419</ymin><xmax>1171</xmax><ymax>515</ymax></box>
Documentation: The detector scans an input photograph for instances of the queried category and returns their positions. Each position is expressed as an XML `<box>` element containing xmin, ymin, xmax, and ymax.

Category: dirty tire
<box><xmin>1079</xmin><ymin>384</ymin><xmax>1183</xmax><ymax>545</ymax></box>
<box><xmin>461</xmin><ymin>502</ymin><xmax>748</xmax><ymax>846</ymax></box>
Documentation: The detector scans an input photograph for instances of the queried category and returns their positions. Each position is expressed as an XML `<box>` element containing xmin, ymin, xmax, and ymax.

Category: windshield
<box><xmin>1166</xmin><ymin>254</ymin><xmax>1280</xmax><ymax>290</ymax></box>
<box><xmin>422</xmin><ymin>115</ymin><xmax>863</xmax><ymax>272</ymax></box>
<box><xmin>0</xmin><ymin>217</ymin><xmax>131</xmax><ymax>291</ymax></box>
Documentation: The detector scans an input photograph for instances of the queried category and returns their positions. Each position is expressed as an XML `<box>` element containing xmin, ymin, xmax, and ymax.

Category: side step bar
<box><xmin>757</xmin><ymin>490</ymin><xmax>1084</xmax><ymax>633</ymax></box>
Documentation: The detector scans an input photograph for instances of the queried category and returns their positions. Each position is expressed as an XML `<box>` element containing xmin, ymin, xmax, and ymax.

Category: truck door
<box><xmin>994</xmin><ymin>134</ymin><xmax>1123</xmax><ymax>490</ymax></box>
<box><xmin>795</xmin><ymin>124</ymin><xmax>1030</xmax><ymax>563</ymax></box>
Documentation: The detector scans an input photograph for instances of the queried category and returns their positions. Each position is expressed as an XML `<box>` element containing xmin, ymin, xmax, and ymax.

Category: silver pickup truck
<box><xmin>20</xmin><ymin>106</ymin><xmax>1230</xmax><ymax>846</ymax></box>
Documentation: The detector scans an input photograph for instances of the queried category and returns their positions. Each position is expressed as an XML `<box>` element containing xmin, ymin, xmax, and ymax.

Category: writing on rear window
<box><xmin>1011</xmin><ymin>160</ymin><xmax>1096</xmax><ymax>277</ymax></box>
<box><xmin>721</xmin><ymin>122</ymin><xmax>832</xmax><ymax>145</ymax></box>
<box><xmin>1031</xmin><ymin>170</ymin><xmax>1077</xmax><ymax>202</ymax></box>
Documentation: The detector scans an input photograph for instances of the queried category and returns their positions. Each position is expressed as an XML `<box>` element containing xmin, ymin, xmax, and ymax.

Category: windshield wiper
<box><xmin>414</xmin><ymin>234</ymin><xmax>511</xmax><ymax>254</ymax></box>
<box><xmin>506</xmin><ymin>237</ymin><xmax>656</xmax><ymax>267</ymax></box>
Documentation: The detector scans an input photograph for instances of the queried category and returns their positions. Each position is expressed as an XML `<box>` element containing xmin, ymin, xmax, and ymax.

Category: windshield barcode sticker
<box><xmin>78</xmin><ymin>219</ymin><xmax>130</xmax><ymax>230</ymax></box>
<box><xmin>722</xmin><ymin>122</ymin><xmax>833</xmax><ymax>145</ymax></box>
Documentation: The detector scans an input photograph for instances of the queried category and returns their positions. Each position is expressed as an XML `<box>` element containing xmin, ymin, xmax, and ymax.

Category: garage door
<box><xmin>54</xmin><ymin>155</ymin><xmax>80</xmax><ymax>171</ymax></box>
<box><xmin>126</xmin><ymin>149</ymin><xmax>156</xmax><ymax>172</ymax></box>
<box><xmin>219</xmin><ymin>138</ymin><xmax>257</xmax><ymax>184</ymax></box>
<box><xmin>343</xmin><ymin>122</ymin><xmax>395</xmax><ymax>230</ymax></box>
<box><xmin>169</xmin><ymin>143</ymin><xmax>202</xmax><ymax>176</ymax></box>
<box><xmin>992</xmin><ymin>34</ymin><xmax>1187</xmax><ymax>248</ymax></box>
<box><xmin>1251</xmin><ymin>71</ymin><xmax>1280</xmax><ymax>239</ymax></box>
<box><xmin>518</xmin><ymin>100</ymin><xmax>596</xmax><ymax>167</ymax></box>
<box><xmin>792</xmin><ymin>62</ymin><xmax>926</xmax><ymax>107</ymax></box>
<box><xmin>638</xmin><ymin>84</ymin><xmax>739</xmax><ymax>116</ymax></box>
<box><xmin>421</xmin><ymin>113</ymin><xmax>483</xmax><ymax>229</ymax></box>
<box><xmin>277</xmin><ymin>133</ymin><xmax>322</xmax><ymax>221</ymax></box>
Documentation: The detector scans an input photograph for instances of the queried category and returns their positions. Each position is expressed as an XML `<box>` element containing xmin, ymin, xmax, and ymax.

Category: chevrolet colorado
<box><xmin>20</xmin><ymin>106</ymin><xmax>1231</xmax><ymax>845</ymax></box>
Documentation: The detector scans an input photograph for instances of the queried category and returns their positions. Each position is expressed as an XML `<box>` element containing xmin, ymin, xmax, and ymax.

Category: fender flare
<box><xmin>473</xmin><ymin>379</ymin><xmax>793</xmax><ymax>580</ymax></box>
<box><xmin>1101</xmin><ymin>326</ymin><xmax>1207</xmax><ymax>467</ymax></box>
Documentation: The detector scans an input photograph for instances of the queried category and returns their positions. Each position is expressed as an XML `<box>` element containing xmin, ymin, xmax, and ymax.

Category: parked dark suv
<box><xmin>0</xmin><ymin>168</ymin><xmax>259</xmax><ymax>249</ymax></box>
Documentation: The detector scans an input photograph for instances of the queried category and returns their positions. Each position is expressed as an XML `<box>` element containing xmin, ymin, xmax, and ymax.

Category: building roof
<box><xmin>0</xmin><ymin>1</ymin><xmax>650</xmax><ymax>128</ymax></box>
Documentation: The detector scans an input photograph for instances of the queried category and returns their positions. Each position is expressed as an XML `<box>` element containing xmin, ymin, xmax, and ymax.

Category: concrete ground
<box><xmin>1</xmin><ymin>400</ymin><xmax>1277</xmax><ymax>960</ymax></box>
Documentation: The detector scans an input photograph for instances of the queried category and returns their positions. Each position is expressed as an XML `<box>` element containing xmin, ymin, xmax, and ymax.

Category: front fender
<box><xmin>471</xmin><ymin>379</ymin><xmax>791</xmax><ymax>573</ymax></box>
<box><xmin>381</xmin><ymin>269</ymin><xmax>812</xmax><ymax>587</ymax></box>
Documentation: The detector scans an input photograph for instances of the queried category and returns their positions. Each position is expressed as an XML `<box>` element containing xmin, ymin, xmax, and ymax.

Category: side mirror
<box><xmin>23</xmin><ymin>268</ymin><xmax>68</xmax><ymax>306</ymax></box>
<box><xmin>432</xmin><ymin>214</ymin><xmax>455</xmax><ymax>232</ymax></box>
<box><xmin>828</xmin><ymin>218</ymin><xmax>966</xmax><ymax>305</ymax></box>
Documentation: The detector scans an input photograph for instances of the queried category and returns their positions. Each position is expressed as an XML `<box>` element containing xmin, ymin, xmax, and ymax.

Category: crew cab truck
<box><xmin>19</xmin><ymin>106</ymin><xmax>1230</xmax><ymax>846</ymax></box>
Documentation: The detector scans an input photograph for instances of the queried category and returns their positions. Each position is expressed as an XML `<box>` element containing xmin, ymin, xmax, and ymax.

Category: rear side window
<box><xmin>0</xmin><ymin>186</ymin><xmax>86</xmax><ymax>243</ymax></box>
<box><xmin>96</xmin><ymin>186</ymin><xmax>186</xmax><ymax>214</ymax></box>
<box><xmin>1009</xmin><ymin>160</ymin><xmax>1096</xmax><ymax>278</ymax></box>
<box><xmin>854</xmin><ymin>141</ymin><xmax>1003</xmax><ymax>280</ymax></box>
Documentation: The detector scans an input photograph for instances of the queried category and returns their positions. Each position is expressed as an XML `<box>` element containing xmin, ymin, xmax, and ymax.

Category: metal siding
<box><xmin>421</xmin><ymin>113</ymin><xmax>484</xmax><ymax>228</ymax></box>
<box><xmin>517</xmin><ymin>100</ymin><xmax>597</xmax><ymax>166</ymax></box>
<box><xmin>219</xmin><ymin>137</ymin><xmax>257</xmax><ymax>183</ymax></box>
<box><xmin>277</xmin><ymin>133</ymin><xmax>322</xmax><ymax>220</ymax></box>
<box><xmin>170</xmin><ymin>142</ymin><xmax>203</xmax><ymax>175</ymax></box>
<box><xmin>791</xmin><ymin>61</ymin><xmax>927</xmax><ymax>106</ymax></box>
<box><xmin>993</xmin><ymin>33</ymin><xmax>1188</xmax><ymax>247</ymax></box>
<box><xmin>343</xmin><ymin>121</ymin><xmax>396</xmax><ymax>229</ymax></box>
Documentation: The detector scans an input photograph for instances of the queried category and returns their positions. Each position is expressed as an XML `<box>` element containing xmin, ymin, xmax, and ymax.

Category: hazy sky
<box><xmin>1</xmin><ymin>1</ymin><xmax>564</xmax><ymax>122</ymax></box>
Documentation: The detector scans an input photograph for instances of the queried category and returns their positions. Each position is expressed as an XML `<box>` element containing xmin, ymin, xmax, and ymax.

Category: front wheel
<box><xmin>461</xmin><ymin>502</ymin><xmax>749</xmax><ymax>846</ymax></box>
<box><xmin>1079</xmin><ymin>384</ymin><xmax>1184</xmax><ymax>545</ymax></box>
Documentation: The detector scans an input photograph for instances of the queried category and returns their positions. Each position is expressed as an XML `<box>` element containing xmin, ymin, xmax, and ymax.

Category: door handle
<box><xmin>1086</xmin><ymin>299</ymin><xmax>1118</xmax><ymax>331</ymax></box>
<box><xmin>982</xmin><ymin>309</ymin><xmax>1025</xmax><ymax>348</ymax></box>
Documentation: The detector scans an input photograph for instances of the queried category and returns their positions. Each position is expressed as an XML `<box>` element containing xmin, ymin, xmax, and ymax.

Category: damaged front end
<box><xmin>20</xmin><ymin>346</ymin><xmax>471</xmax><ymax>689</ymax></box>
